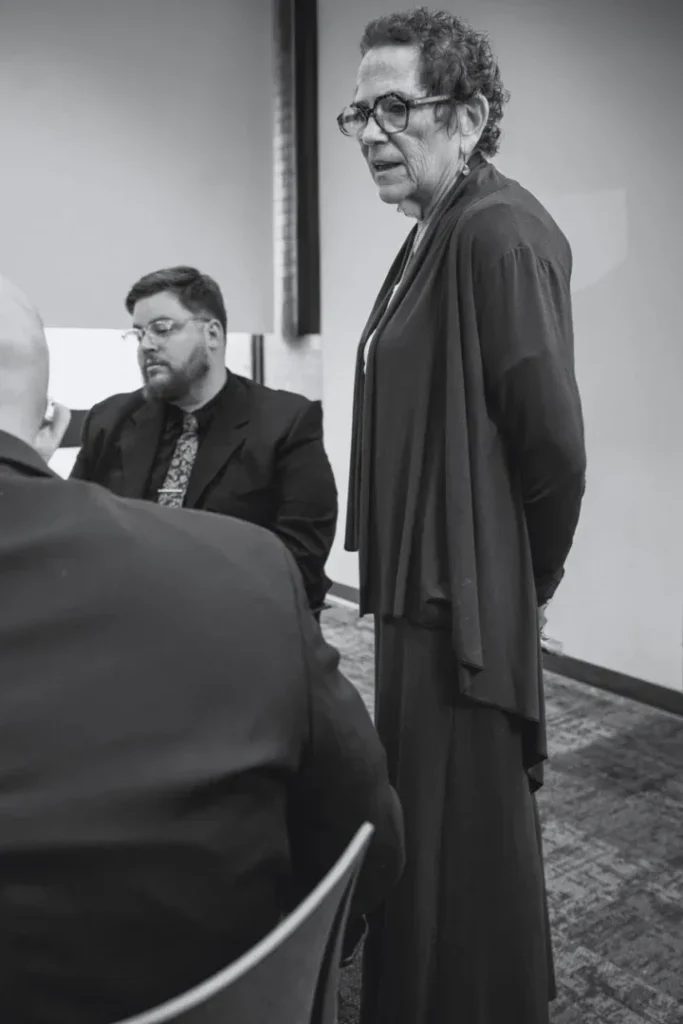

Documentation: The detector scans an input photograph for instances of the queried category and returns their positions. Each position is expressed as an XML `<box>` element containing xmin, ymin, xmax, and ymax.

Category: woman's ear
<box><xmin>459</xmin><ymin>94</ymin><xmax>490</xmax><ymax>153</ymax></box>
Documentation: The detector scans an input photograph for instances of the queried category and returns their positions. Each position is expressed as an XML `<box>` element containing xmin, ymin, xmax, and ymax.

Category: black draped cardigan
<box><xmin>345</xmin><ymin>153</ymin><xmax>586</xmax><ymax>785</ymax></box>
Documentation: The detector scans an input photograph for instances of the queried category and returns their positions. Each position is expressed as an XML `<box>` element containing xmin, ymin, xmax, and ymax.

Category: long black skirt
<box><xmin>359</xmin><ymin>616</ymin><xmax>555</xmax><ymax>1024</ymax></box>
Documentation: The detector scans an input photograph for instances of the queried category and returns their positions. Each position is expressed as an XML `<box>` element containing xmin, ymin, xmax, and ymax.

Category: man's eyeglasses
<box><xmin>337</xmin><ymin>92</ymin><xmax>451</xmax><ymax>138</ymax></box>
<box><xmin>122</xmin><ymin>316</ymin><xmax>210</xmax><ymax>345</ymax></box>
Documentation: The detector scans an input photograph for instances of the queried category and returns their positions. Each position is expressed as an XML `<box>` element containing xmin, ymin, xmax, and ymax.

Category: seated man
<box><xmin>0</xmin><ymin>275</ymin><xmax>404</xmax><ymax>1024</ymax></box>
<box><xmin>70</xmin><ymin>265</ymin><xmax>338</xmax><ymax>617</ymax></box>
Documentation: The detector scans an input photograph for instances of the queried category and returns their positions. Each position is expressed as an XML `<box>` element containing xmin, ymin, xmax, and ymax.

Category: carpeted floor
<box><xmin>320</xmin><ymin>603</ymin><xmax>683</xmax><ymax>1024</ymax></box>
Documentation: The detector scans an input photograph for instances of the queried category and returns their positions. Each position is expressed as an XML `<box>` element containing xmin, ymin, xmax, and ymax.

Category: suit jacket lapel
<box><xmin>184</xmin><ymin>374</ymin><xmax>250</xmax><ymax>507</ymax></box>
<box><xmin>119</xmin><ymin>400</ymin><xmax>165</xmax><ymax>498</ymax></box>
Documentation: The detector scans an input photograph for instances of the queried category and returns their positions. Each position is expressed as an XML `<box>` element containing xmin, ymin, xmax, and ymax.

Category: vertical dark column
<box><xmin>274</xmin><ymin>0</ymin><xmax>297</xmax><ymax>340</ymax></box>
<box><xmin>250</xmin><ymin>334</ymin><xmax>265</xmax><ymax>384</ymax></box>
<box><xmin>273</xmin><ymin>0</ymin><xmax>320</xmax><ymax>340</ymax></box>
<box><xmin>293</xmin><ymin>0</ymin><xmax>320</xmax><ymax>335</ymax></box>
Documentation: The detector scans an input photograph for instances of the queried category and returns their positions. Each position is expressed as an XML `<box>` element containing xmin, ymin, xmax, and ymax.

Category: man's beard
<box><xmin>141</xmin><ymin>347</ymin><xmax>210</xmax><ymax>403</ymax></box>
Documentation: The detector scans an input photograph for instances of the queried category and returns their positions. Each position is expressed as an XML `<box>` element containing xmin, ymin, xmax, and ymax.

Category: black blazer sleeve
<box><xmin>69</xmin><ymin>394</ymin><xmax>143</xmax><ymax>485</ymax></box>
<box><xmin>477</xmin><ymin>245</ymin><xmax>587</xmax><ymax>605</ymax></box>
<box><xmin>283</xmin><ymin>549</ymin><xmax>405</xmax><ymax>923</ymax></box>
<box><xmin>272</xmin><ymin>400</ymin><xmax>338</xmax><ymax>612</ymax></box>
<box><xmin>69</xmin><ymin>407</ymin><xmax>97</xmax><ymax>481</ymax></box>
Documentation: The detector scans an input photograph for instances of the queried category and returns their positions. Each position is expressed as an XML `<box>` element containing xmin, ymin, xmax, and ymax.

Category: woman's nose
<box><xmin>359</xmin><ymin>115</ymin><xmax>387</xmax><ymax>147</ymax></box>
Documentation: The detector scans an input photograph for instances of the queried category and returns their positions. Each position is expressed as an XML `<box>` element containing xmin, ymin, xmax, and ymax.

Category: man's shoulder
<box><xmin>159</xmin><ymin>499</ymin><xmax>285</xmax><ymax>552</ymax></box>
<box><xmin>133</xmin><ymin>500</ymin><xmax>298</xmax><ymax>610</ymax></box>
<box><xmin>235</xmin><ymin>375</ymin><xmax>320</xmax><ymax>426</ymax></box>
<box><xmin>53</xmin><ymin>484</ymin><xmax>302</xmax><ymax>674</ymax></box>
<box><xmin>86</xmin><ymin>390</ymin><xmax>145</xmax><ymax>425</ymax></box>
<box><xmin>74</xmin><ymin>481</ymin><xmax>293</xmax><ymax>583</ymax></box>
<box><xmin>239</xmin><ymin>374</ymin><xmax>316</xmax><ymax>411</ymax></box>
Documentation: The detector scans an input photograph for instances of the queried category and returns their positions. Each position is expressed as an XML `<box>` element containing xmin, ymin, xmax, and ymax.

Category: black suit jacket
<box><xmin>0</xmin><ymin>431</ymin><xmax>404</xmax><ymax>1024</ymax></box>
<box><xmin>70</xmin><ymin>373</ymin><xmax>338</xmax><ymax>612</ymax></box>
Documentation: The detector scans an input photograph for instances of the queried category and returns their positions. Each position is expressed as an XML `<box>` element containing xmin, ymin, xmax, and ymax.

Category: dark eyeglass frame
<box><xmin>337</xmin><ymin>91</ymin><xmax>452</xmax><ymax>138</ymax></box>
<box><xmin>121</xmin><ymin>316</ymin><xmax>211</xmax><ymax>345</ymax></box>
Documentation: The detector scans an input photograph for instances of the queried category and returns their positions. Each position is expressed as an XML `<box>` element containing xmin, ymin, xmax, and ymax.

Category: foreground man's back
<box><xmin>0</xmin><ymin>435</ymin><xmax>404</xmax><ymax>1024</ymax></box>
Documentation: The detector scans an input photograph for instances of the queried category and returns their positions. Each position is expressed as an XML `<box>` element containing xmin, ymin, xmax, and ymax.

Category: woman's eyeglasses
<box><xmin>337</xmin><ymin>92</ymin><xmax>451</xmax><ymax>138</ymax></box>
<box><xmin>122</xmin><ymin>316</ymin><xmax>210</xmax><ymax>345</ymax></box>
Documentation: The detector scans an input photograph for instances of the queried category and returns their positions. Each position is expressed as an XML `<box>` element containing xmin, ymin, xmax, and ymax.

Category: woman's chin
<box><xmin>376</xmin><ymin>181</ymin><xmax>410</xmax><ymax>205</ymax></box>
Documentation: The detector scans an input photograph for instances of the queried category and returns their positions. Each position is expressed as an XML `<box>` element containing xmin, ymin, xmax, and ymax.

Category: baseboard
<box><xmin>329</xmin><ymin>582</ymin><xmax>361</xmax><ymax>605</ymax></box>
<box><xmin>542</xmin><ymin>652</ymin><xmax>683</xmax><ymax>717</ymax></box>
<box><xmin>327</xmin><ymin>583</ymin><xmax>683</xmax><ymax>717</ymax></box>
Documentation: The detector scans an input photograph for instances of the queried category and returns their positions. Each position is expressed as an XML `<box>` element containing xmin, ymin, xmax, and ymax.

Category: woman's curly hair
<box><xmin>360</xmin><ymin>7</ymin><xmax>510</xmax><ymax>157</ymax></box>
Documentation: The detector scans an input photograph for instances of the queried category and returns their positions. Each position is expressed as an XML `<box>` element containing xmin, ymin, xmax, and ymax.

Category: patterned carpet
<box><xmin>320</xmin><ymin>603</ymin><xmax>683</xmax><ymax>1024</ymax></box>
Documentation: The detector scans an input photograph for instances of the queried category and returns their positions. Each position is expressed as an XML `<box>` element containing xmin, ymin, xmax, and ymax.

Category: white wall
<box><xmin>0</xmin><ymin>0</ymin><xmax>273</xmax><ymax>333</ymax></box>
<box><xmin>263</xmin><ymin>334</ymin><xmax>322</xmax><ymax>401</ymax></box>
<box><xmin>318</xmin><ymin>0</ymin><xmax>683</xmax><ymax>690</ymax></box>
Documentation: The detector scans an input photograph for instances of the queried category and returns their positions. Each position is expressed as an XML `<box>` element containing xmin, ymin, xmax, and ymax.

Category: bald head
<box><xmin>0</xmin><ymin>275</ymin><xmax>50</xmax><ymax>445</ymax></box>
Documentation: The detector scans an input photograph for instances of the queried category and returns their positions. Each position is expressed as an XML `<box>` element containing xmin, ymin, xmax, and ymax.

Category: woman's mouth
<box><xmin>373</xmin><ymin>161</ymin><xmax>402</xmax><ymax>175</ymax></box>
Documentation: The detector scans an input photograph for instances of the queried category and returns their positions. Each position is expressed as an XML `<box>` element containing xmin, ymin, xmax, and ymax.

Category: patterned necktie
<box><xmin>157</xmin><ymin>412</ymin><xmax>199</xmax><ymax>508</ymax></box>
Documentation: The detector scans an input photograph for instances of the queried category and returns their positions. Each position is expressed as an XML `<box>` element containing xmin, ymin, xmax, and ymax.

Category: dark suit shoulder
<box><xmin>237</xmin><ymin>375</ymin><xmax>316</xmax><ymax>415</ymax></box>
<box><xmin>86</xmin><ymin>390</ymin><xmax>145</xmax><ymax>427</ymax></box>
<box><xmin>234</xmin><ymin>376</ymin><xmax>320</xmax><ymax>433</ymax></box>
<box><xmin>71</xmin><ymin>477</ymin><xmax>295</xmax><ymax>600</ymax></box>
<box><xmin>454</xmin><ymin>174</ymin><xmax>572</xmax><ymax>275</ymax></box>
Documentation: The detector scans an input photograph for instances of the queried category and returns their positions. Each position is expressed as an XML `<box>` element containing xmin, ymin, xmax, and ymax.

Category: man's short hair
<box><xmin>125</xmin><ymin>266</ymin><xmax>228</xmax><ymax>335</ymax></box>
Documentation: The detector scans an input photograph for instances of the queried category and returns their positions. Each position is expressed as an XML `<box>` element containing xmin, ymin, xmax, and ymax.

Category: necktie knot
<box><xmin>181</xmin><ymin>412</ymin><xmax>199</xmax><ymax>436</ymax></box>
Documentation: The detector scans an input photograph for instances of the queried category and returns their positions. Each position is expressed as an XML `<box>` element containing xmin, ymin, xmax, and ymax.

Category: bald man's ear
<box><xmin>34</xmin><ymin>401</ymin><xmax>71</xmax><ymax>464</ymax></box>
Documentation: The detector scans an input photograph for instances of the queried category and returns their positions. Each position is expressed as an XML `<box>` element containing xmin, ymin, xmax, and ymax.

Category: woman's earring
<box><xmin>461</xmin><ymin>157</ymin><xmax>470</xmax><ymax>177</ymax></box>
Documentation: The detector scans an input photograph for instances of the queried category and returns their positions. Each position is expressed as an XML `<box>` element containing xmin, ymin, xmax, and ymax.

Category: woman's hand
<box><xmin>539</xmin><ymin>602</ymin><xmax>564</xmax><ymax>654</ymax></box>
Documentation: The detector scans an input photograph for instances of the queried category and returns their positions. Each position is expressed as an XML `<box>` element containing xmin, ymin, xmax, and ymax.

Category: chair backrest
<box><xmin>112</xmin><ymin>822</ymin><xmax>374</xmax><ymax>1024</ymax></box>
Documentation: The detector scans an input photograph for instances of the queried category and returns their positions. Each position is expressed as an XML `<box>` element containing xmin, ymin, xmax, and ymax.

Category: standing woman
<box><xmin>342</xmin><ymin>8</ymin><xmax>586</xmax><ymax>1024</ymax></box>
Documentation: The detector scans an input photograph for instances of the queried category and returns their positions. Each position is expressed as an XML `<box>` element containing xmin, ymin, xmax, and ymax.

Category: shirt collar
<box><xmin>166</xmin><ymin>375</ymin><xmax>229</xmax><ymax>431</ymax></box>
